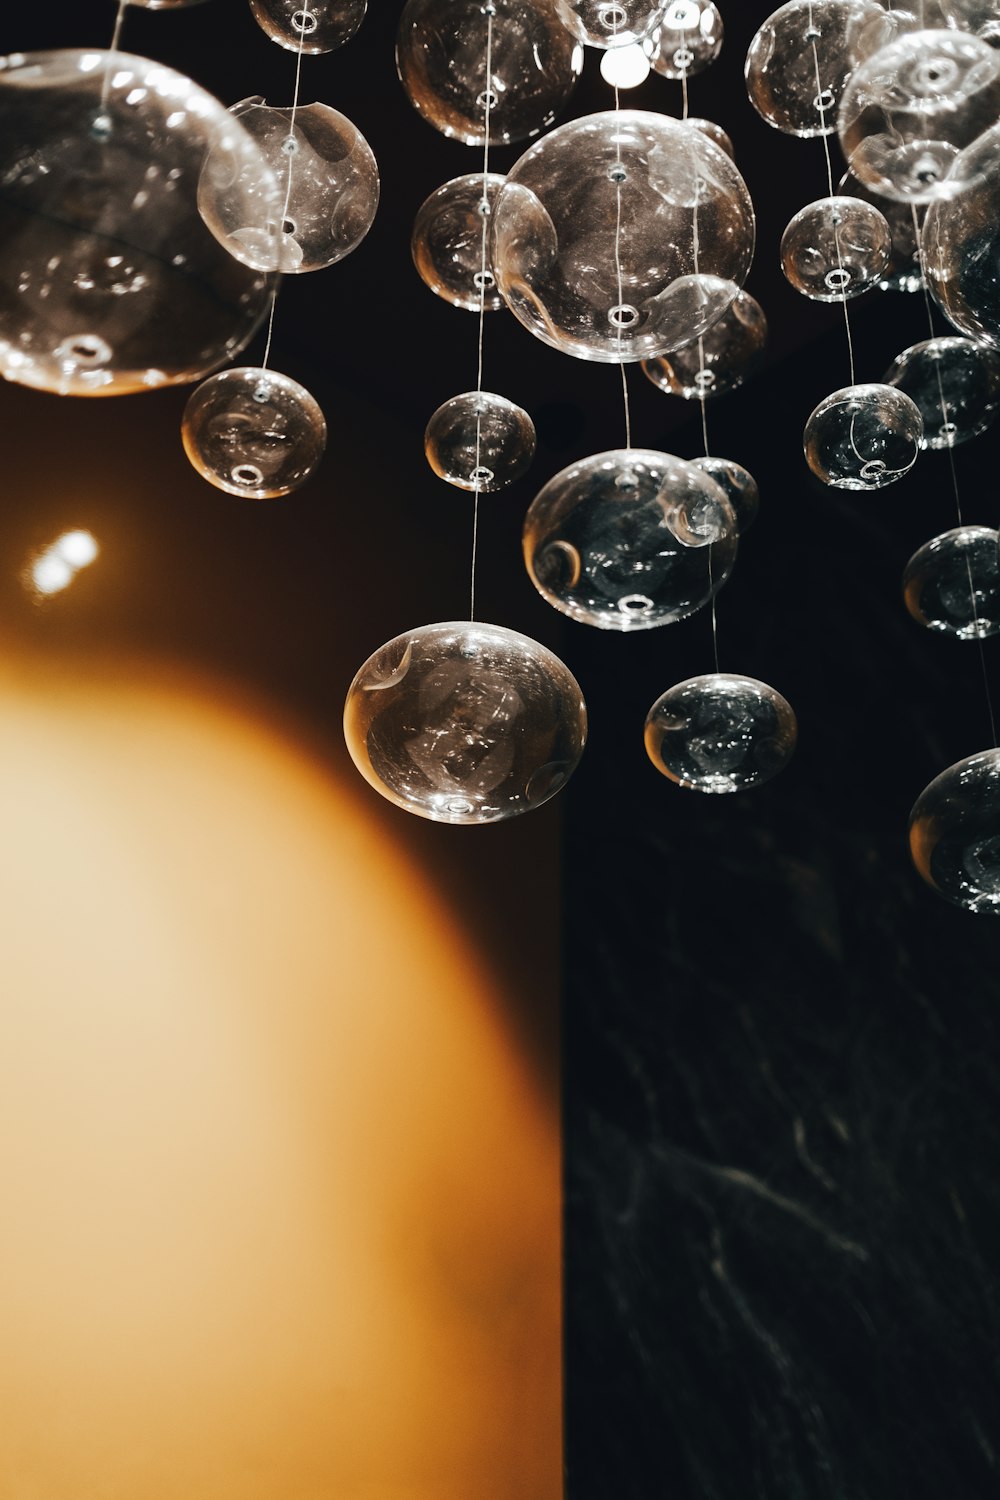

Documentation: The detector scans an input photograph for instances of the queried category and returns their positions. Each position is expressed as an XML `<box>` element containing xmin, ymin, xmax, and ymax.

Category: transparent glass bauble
<box><xmin>885</xmin><ymin>336</ymin><xmax>1000</xmax><ymax>448</ymax></box>
<box><xmin>343</xmin><ymin>621</ymin><xmax>588</xmax><ymax>824</ymax></box>
<box><xmin>0</xmin><ymin>49</ymin><xmax>276</xmax><ymax>396</ymax></box>
<box><xmin>396</xmin><ymin>0</ymin><xmax>582</xmax><ymax>147</ymax></box>
<box><xmin>523</xmin><ymin>448</ymin><xmax>737</xmax><ymax>630</ymax></box>
<box><xmin>491</xmin><ymin>111</ymin><xmax>754</xmax><ymax>364</ymax></box>
<box><xmin>555</xmin><ymin>0</ymin><xmax>665</xmax><ymax>48</ymax></box>
<box><xmin>909</xmin><ymin>750</ymin><xmax>1000</xmax><ymax>912</ymax></box>
<box><xmin>839</xmin><ymin>170</ymin><xmax>924</xmax><ymax>292</ymax></box>
<box><xmin>685</xmin><ymin>117</ymin><xmax>734</xmax><ymax>158</ymax></box>
<box><xmin>745</xmin><ymin>0</ymin><xmax>895</xmax><ymax>137</ymax></box>
<box><xmin>641</xmin><ymin>290</ymin><xmax>767</xmax><ymax>400</ymax></box>
<box><xmin>645</xmin><ymin>0</ymin><xmax>723</xmax><ymax>80</ymax></box>
<box><xmin>838</xmin><ymin>29</ymin><xmax>1000</xmax><ymax>202</ymax></box>
<box><xmin>690</xmin><ymin>456</ymin><xmax>759</xmax><ymax>532</ymax></box>
<box><xmin>804</xmin><ymin>383</ymin><xmax>923</xmax><ymax>488</ymax></box>
<box><xmin>903</xmin><ymin>526</ymin><xmax>1000</xmax><ymax>638</ymax></box>
<box><xmin>923</xmin><ymin>124</ymin><xmax>1000</xmax><ymax>349</ymax></box>
<box><xmin>781</xmin><ymin>196</ymin><xmax>891</xmax><ymax>301</ymax></box>
<box><xmin>411</xmin><ymin>173</ymin><xmax>505</xmax><ymax>312</ymax></box>
<box><xmin>424</xmin><ymin>392</ymin><xmax>536</xmax><ymax>492</ymax></box>
<box><xmin>645</xmin><ymin>673</ymin><xmax>797</xmax><ymax>793</ymax></box>
<box><xmin>249</xmin><ymin>0</ymin><xmax>367</xmax><ymax>54</ymax></box>
<box><xmin>181</xmin><ymin>367</ymin><xmax>327</xmax><ymax>498</ymax></box>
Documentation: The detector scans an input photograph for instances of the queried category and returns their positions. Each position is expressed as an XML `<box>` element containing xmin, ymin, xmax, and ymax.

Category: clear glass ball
<box><xmin>249</xmin><ymin>0</ymin><xmax>367</xmax><ymax>54</ymax></box>
<box><xmin>491</xmin><ymin>111</ymin><xmax>755</xmax><ymax>364</ymax></box>
<box><xmin>745</xmin><ymin>0</ymin><xmax>895</xmax><ymax>138</ymax></box>
<box><xmin>885</xmin><ymin>336</ymin><xmax>1000</xmax><ymax>448</ymax></box>
<box><xmin>424</xmin><ymin>392</ymin><xmax>537</xmax><ymax>492</ymax></box>
<box><xmin>181</xmin><ymin>366</ymin><xmax>327</xmax><ymax>498</ymax></box>
<box><xmin>903</xmin><ymin>526</ymin><xmax>1000</xmax><ymax>639</ymax></box>
<box><xmin>343</xmin><ymin>620</ymin><xmax>588</xmax><ymax>824</ymax></box>
<box><xmin>646</xmin><ymin>0</ymin><xmax>723</xmax><ymax>80</ymax></box>
<box><xmin>690</xmin><ymin>456</ymin><xmax>759</xmax><ymax>532</ymax></box>
<box><xmin>909</xmin><ymin>749</ymin><xmax>1000</xmax><ymax>912</ymax></box>
<box><xmin>411</xmin><ymin>173</ymin><xmax>506</xmax><ymax>312</ymax></box>
<box><xmin>0</xmin><ymin>49</ymin><xmax>276</xmax><ymax>397</ymax></box>
<box><xmin>523</xmin><ymin>448</ymin><xmax>737</xmax><ymax>631</ymax></box>
<box><xmin>555</xmin><ymin>0</ymin><xmax>664</xmax><ymax>48</ymax></box>
<box><xmin>396</xmin><ymin>0</ymin><xmax>583</xmax><ymax>147</ymax></box>
<box><xmin>641</xmin><ymin>290</ymin><xmax>767</xmax><ymax>400</ymax></box>
<box><xmin>804</xmin><ymin>382</ymin><xmax>923</xmax><ymax>489</ymax></box>
<box><xmin>780</xmin><ymin>196</ymin><xmax>891</xmax><ymax>301</ymax></box>
<box><xmin>839</xmin><ymin>169</ymin><xmax>924</xmax><ymax>292</ymax></box>
<box><xmin>923</xmin><ymin>123</ymin><xmax>1000</xmax><ymax>350</ymax></box>
<box><xmin>644</xmin><ymin>673</ymin><xmax>797</xmax><ymax>793</ymax></box>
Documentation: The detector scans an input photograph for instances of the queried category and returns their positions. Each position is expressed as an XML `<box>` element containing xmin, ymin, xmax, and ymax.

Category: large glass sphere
<box><xmin>411</xmin><ymin>173</ymin><xmax>505</xmax><ymax>312</ymax></box>
<box><xmin>909</xmin><ymin>750</ymin><xmax>1000</xmax><ymax>913</ymax></box>
<box><xmin>641</xmin><ymin>290</ymin><xmax>767</xmax><ymax>399</ymax></box>
<box><xmin>181</xmin><ymin>367</ymin><xmax>327</xmax><ymax>498</ymax></box>
<box><xmin>690</xmin><ymin>456</ymin><xmax>759</xmax><ymax>532</ymax></box>
<box><xmin>424</xmin><ymin>392</ymin><xmax>537</xmax><ymax>492</ymax></box>
<box><xmin>523</xmin><ymin>448</ymin><xmax>737</xmax><ymax>630</ymax></box>
<box><xmin>646</xmin><ymin>1</ymin><xmax>723</xmax><ymax>80</ymax></box>
<box><xmin>839</xmin><ymin>169</ymin><xmax>924</xmax><ymax>292</ymax></box>
<box><xmin>903</xmin><ymin>526</ymin><xmax>1000</xmax><ymax>639</ymax></box>
<box><xmin>781</xmin><ymin>196</ymin><xmax>891</xmax><ymax>301</ymax></box>
<box><xmin>838</xmin><ymin>29</ymin><xmax>1000</xmax><ymax>202</ymax></box>
<box><xmin>249</xmin><ymin>0</ymin><xmax>367</xmax><ymax>54</ymax></box>
<box><xmin>885</xmin><ymin>336</ymin><xmax>1000</xmax><ymax>448</ymax></box>
<box><xmin>491</xmin><ymin>111</ymin><xmax>755</xmax><ymax>363</ymax></box>
<box><xmin>343</xmin><ymin>621</ymin><xmax>588</xmax><ymax>824</ymax></box>
<box><xmin>745</xmin><ymin>0</ymin><xmax>895</xmax><ymax>137</ymax></box>
<box><xmin>804</xmin><ymin>383</ymin><xmax>923</xmax><ymax>488</ymax></box>
<box><xmin>923</xmin><ymin>123</ymin><xmax>1000</xmax><ymax>349</ymax></box>
<box><xmin>645</xmin><ymin>673</ymin><xmax>797</xmax><ymax>793</ymax></box>
<box><xmin>0</xmin><ymin>49</ymin><xmax>276</xmax><ymax>396</ymax></box>
<box><xmin>396</xmin><ymin>0</ymin><xmax>583</xmax><ymax>147</ymax></box>
<box><xmin>555</xmin><ymin>0</ymin><xmax>664</xmax><ymax>48</ymax></box>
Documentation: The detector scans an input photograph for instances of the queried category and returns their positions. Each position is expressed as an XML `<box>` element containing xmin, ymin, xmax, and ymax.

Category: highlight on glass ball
<box><xmin>641</xmin><ymin>291</ymin><xmax>767</xmax><ymax>400</ymax></box>
<box><xmin>780</xmin><ymin>196</ymin><xmax>891</xmax><ymax>302</ymax></box>
<box><xmin>491</xmin><ymin>111</ymin><xmax>755</xmax><ymax>364</ymax></box>
<box><xmin>523</xmin><ymin>448</ymin><xmax>738</xmax><ymax>631</ymax></box>
<box><xmin>922</xmin><ymin>123</ymin><xmax>1000</xmax><ymax>350</ymax></box>
<box><xmin>555</xmin><ymin>0</ymin><xmax>665</xmax><ymax>49</ymax></box>
<box><xmin>903</xmin><ymin>526</ymin><xmax>1000</xmax><ymax>640</ymax></box>
<box><xmin>249</xmin><ymin>0</ymin><xmax>367</xmax><ymax>54</ymax></box>
<box><xmin>909</xmin><ymin>749</ymin><xmax>1000</xmax><ymax>913</ymax></box>
<box><xmin>127</xmin><ymin>0</ymin><xmax>213</xmax><ymax>8</ymax></box>
<box><xmin>885</xmin><ymin>337</ymin><xmax>1000</xmax><ymax>449</ymax></box>
<box><xmin>645</xmin><ymin>0</ymin><xmax>723</xmax><ymax>81</ymax></box>
<box><xmin>0</xmin><ymin>48</ymin><xmax>277</xmax><ymax>396</ymax></box>
<box><xmin>644</xmin><ymin>673</ymin><xmax>798</xmax><ymax>793</ymax></box>
<box><xmin>396</xmin><ymin>0</ymin><xmax>583</xmax><ymax>147</ymax></box>
<box><xmin>343</xmin><ymin>620</ymin><xmax>588</xmax><ymax>824</ymax></box>
<box><xmin>690</xmin><ymin>456</ymin><xmax>760</xmax><ymax>532</ymax></box>
<box><xmin>685</xmin><ymin>117</ymin><xmax>735</xmax><ymax>159</ymax></box>
<box><xmin>599</xmin><ymin>43</ymin><xmax>652</xmax><ymax>89</ymax></box>
<box><xmin>181</xmin><ymin>366</ymin><xmax>327</xmax><ymax>498</ymax></box>
<box><xmin>839</xmin><ymin>169</ymin><xmax>924</xmax><ymax>293</ymax></box>
<box><xmin>425</xmin><ymin>392</ymin><xmax>537</xmax><ymax>493</ymax></box>
<box><xmin>411</xmin><ymin>173</ymin><xmax>506</xmax><ymax>312</ymax></box>
<box><xmin>804</xmin><ymin>382</ymin><xmax>923</xmax><ymax>489</ymax></box>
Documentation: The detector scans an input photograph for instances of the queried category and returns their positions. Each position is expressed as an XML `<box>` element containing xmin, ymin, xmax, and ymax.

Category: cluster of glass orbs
<box><xmin>644</xmin><ymin>673</ymin><xmax>797</xmax><ymax>793</ymax></box>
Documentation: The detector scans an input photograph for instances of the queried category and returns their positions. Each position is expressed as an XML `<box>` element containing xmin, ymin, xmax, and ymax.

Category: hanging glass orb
<box><xmin>804</xmin><ymin>383</ymin><xmax>923</xmax><ymax>488</ymax></box>
<box><xmin>411</xmin><ymin>173</ymin><xmax>506</xmax><ymax>312</ymax></box>
<box><xmin>181</xmin><ymin>367</ymin><xmax>327</xmax><ymax>498</ymax></box>
<box><xmin>491</xmin><ymin>111</ymin><xmax>755</xmax><ymax>364</ymax></box>
<box><xmin>641</xmin><ymin>290</ymin><xmax>767</xmax><ymax>400</ymax></box>
<box><xmin>0</xmin><ymin>49</ymin><xmax>277</xmax><ymax>396</ymax></box>
<box><xmin>780</xmin><ymin>196</ymin><xmax>891</xmax><ymax>301</ymax></box>
<box><xmin>745</xmin><ymin>0</ymin><xmax>895</xmax><ymax>138</ymax></box>
<box><xmin>645</xmin><ymin>0</ymin><xmax>723</xmax><ymax>80</ymax></box>
<box><xmin>690</xmin><ymin>457</ymin><xmax>760</xmax><ymax>532</ymax></box>
<box><xmin>523</xmin><ymin>449</ymin><xmax>737</xmax><ymax>631</ymax></box>
<box><xmin>396</xmin><ymin>0</ymin><xmax>583</xmax><ymax>147</ymax></box>
<box><xmin>909</xmin><ymin>750</ymin><xmax>1000</xmax><ymax>913</ymax></box>
<box><xmin>343</xmin><ymin>621</ymin><xmax>588</xmax><ymax>824</ymax></box>
<box><xmin>923</xmin><ymin>123</ymin><xmax>1000</xmax><ymax>350</ymax></box>
<box><xmin>885</xmin><ymin>337</ymin><xmax>1000</xmax><ymax>448</ymax></box>
<box><xmin>555</xmin><ymin>0</ymin><xmax>664</xmax><ymax>49</ymax></box>
<box><xmin>839</xmin><ymin>170</ymin><xmax>924</xmax><ymax>292</ymax></box>
<box><xmin>685</xmin><ymin>117</ymin><xmax>734</xmax><ymax>158</ymax></box>
<box><xmin>424</xmin><ymin>392</ymin><xmax>536</xmax><ymax>492</ymax></box>
<box><xmin>644</xmin><ymin>673</ymin><xmax>797</xmax><ymax>793</ymax></box>
<box><xmin>249</xmin><ymin>0</ymin><xmax>367</xmax><ymax>53</ymax></box>
<box><xmin>903</xmin><ymin>526</ymin><xmax>1000</xmax><ymax>639</ymax></box>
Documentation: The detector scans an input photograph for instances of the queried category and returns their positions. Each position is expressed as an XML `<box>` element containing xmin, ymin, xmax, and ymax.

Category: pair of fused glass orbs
<box><xmin>642</xmin><ymin>291</ymin><xmax>767</xmax><ymax>401</ymax></box>
<box><xmin>182</xmin><ymin>367</ymin><xmax>327</xmax><ymax>498</ymax></box>
<box><xmin>904</xmin><ymin>526</ymin><xmax>1000</xmax><ymax>640</ymax></box>
<box><xmin>804</xmin><ymin>384</ymin><xmax>923</xmax><ymax>488</ymax></box>
<box><xmin>911</xmin><ymin>751</ymin><xmax>1000</xmax><ymax>914</ymax></box>
<box><xmin>250</xmin><ymin>0</ymin><xmax>367</xmax><ymax>54</ymax></box>
<box><xmin>645</xmin><ymin>674</ymin><xmax>797</xmax><ymax>793</ymax></box>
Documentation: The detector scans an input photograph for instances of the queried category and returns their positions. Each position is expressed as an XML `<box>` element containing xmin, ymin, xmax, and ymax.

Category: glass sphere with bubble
<box><xmin>909</xmin><ymin>750</ymin><xmax>1000</xmax><ymax>913</ymax></box>
<box><xmin>691</xmin><ymin>457</ymin><xmax>759</xmax><ymax>532</ymax></box>
<box><xmin>425</xmin><ymin>393</ymin><xmax>536</xmax><ymax>492</ymax></box>
<box><xmin>491</xmin><ymin>111</ymin><xmax>754</xmax><ymax>364</ymax></box>
<box><xmin>903</xmin><ymin>526</ymin><xmax>1000</xmax><ymax>640</ymax></box>
<box><xmin>411</xmin><ymin>174</ymin><xmax>505</xmax><ymax>313</ymax></box>
<box><xmin>885</xmin><ymin>337</ymin><xmax>1000</xmax><ymax>449</ymax></box>
<box><xmin>923</xmin><ymin>124</ymin><xmax>1000</xmax><ymax>351</ymax></box>
<box><xmin>249</xmin><ymin>0</ymin><xmax>367</xmax><ymax>54</ymax></box>
<box><xmin>646</xmin><ymin>1</ymin><xmax>723</xmax><ymax>81</ymax></box>
<box><xmin>555</xmin><ymin>0</ymin><xmax>664</xmax><ymax>48</ymax></box>
<box><xmin>804</xmin><ymin>383</ymin><xmax>923</xmax><ymax>489</ymax></box>
<box><xmin>396</xmin><ymin>0</ymin><xmax>582</xmax><ymax>147</ymax></box>
<box><xmin>745</xmin><ymin>0</ymin><xmax>895</xmax><ymax>137</ymax></box>
<box><xmin>182</xmin><ymin>367</ymin><xmax>327</xmax><ymax>498</ymax></box>
<box><xmin>781</xmin><ymin>196</ymin><xmax>891</xmax><ymax>302</ymax></box>
<box><xmin>343</xmin><ymin>621</ymin><xmax>587</xmax><ymax>824</ymax></box>
<box><xmin>523</xmin><ymin>449</ymin><xmax>737</xmax><ymax>631</ymax></box>
<box><xmin>641</xmin><ymin>291</ymin><xmax>766</xmax><ymax>401</ymax></box>
<box><xmin>645</xmin><ymin>673</ymin><xmax>797</xmax><ymax>793</ymax></box>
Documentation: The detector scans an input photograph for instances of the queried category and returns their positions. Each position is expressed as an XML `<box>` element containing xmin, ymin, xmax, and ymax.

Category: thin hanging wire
<box><xmin>612</xmin><ymin>66</ymin><xmax>633</xmax><ymax>450</ymax></box>
<box><xmin>261</xmin><ymin>0</ymin><xmax>311</xmax><ymax>371</ymax></box>
<box><xmin>809</xmin><ymin>14</ymin><xmax>857</xmax><ymax>386</ymax></box>
<box><xmin>469</xmin><ymin>3</ymin><xmax>495</xmax><ymax>622</ymax></box>
<box><xmin>101</xmin><ymin>0</ymin><xmax>129</xmax><ymax>109</ymax></box>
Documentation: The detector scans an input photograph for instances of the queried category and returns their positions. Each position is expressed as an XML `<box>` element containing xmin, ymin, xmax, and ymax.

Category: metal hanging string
<box><xmin>261</xmin><ymin>0</ymin><xmax>311</xmax><ymax>371</ymax></box>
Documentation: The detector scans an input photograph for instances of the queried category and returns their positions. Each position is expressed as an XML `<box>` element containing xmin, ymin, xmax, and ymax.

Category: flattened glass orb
<box><xmin>555</xmin><ymin>0</ymin><xmax>664</xmax><ymax>49</ymax></box>
<box><xmin>839</xmin><ymin>170</ymin><xmax>924</xmax><ymax>292</ymax></box>
<box><xmin>411</xmin><ymin>173</ymin><xmax>505</xmax><ymax>312</ymax></box>
<box><xmin>182</xmin><ymin>367</ymin><xmax>327</xmax><ymax>498</ymax></box>
<box><xmin>641</xmin><ymin>290</ymin><xmax>767</xmax><ymax>400</ymax></box>
<box><xmin>491</xmin><ymin>111</ymin><xmax>754</xmax><ymax>364</ymax></box>
<box><xmin>424</xmin><ymin>392</ymin><xmax>536</xmax><ymax>492</ymax></box>
<box><xmin>909</xmin><ymin>750</ymin><xmax>1000</xmax><ymax>912</ymax></box>
<box><xmin>923</xmin><ymin>124</ymin><xmax>1000</xmax><ymax>350</ymax></box>
<box><xmin>343</xmin><ymin>621</ymin><xmax>588</xmax><ymax>824</ymax></box>
<box><xmin>690</xmin><ymin>457</ymin><xmax>759</xmax><ymax>532</ymax></box>
<box><xmin>885</xmin><ymin>337</ymin><xmax>1000</xmax><ymax>448</ymax></box>
<box><xmin>523</xmin><ymin>449</ymin><xmax>737</xmax><ymax>631</ymax></box>
<box><xmin>781</xmin><ymin>196</ymin><xmax>891</xmax><ymax>301</ymax></box>
<box><xmin>646</xmin><ymin>0</ymin><xmax>723</xmax><ymax>80</ymax></box>
<box><xmin>645</xmin><ymin>674</ymin><xmax>797</xmax><ymax>793</ymax></box>
<box><xmin>396</xmin><ymin>0</ymin><xmax>583</xmax><ymax>147</ymax></box>
<box><xmin>838</xmin><ymin>29</ymin><xmax>1000</xmax><ymax>202</ymax></box>
<box><xmin>903</xmin><ymin>526</ymin><xmax>1000</xmax><ymax>638</ymax></box>
<box><xmin>0</xmin><ymin>49</ymin><xmax>276</xmax><ymax>396</ymax></box>
<box><xmin>804</xmin><ymin>383</ymin><xmax>923</xmax><ymax>489</ymax></box>
<box><xmin>745</xmin><ymin>0</ymin><xmax>895</xmax><ymax>137</ymax></box>
<box><xmin>249</xmin><ymin>0</ymin><xmax>367</xmax><ymax>54</ymax></box>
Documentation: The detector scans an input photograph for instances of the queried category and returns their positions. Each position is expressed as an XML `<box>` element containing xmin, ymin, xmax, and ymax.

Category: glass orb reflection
<box><xmin>745</xmin><ymin>0</ymin><xmax>895</xmax><ymax>138</ymax></box>
<box><xmin>249</xmin><ymin>0</ymin><xmax>367</xmax><ymax>54</ymax></box>
<box><xmin>885</xmin><ymin>336</ymin><xmax>1000</xmax><ymax>448</ymax></box>
<box><xmin>646</xmin><ymin>0</ymin><xmax>724</xmax><ymax>80</ymax></box>
<box><xmin>923</xmin><ymin>123</ymin><xmax>1000</xmax><ymax>351</ymax></box>
<box><xmin>343</xmin><ymin>620</ymin><xmax>588</xmax><ymax>824</ymax></box>
<box><xmin>182</xmin><ymin>366</ymin><xmax>327</xmax><ymax>497</ymax></box>
<box><xmin>903</xmin><ymin>526</ymin><xmax>1000</xmax><ymax>639</ymax></box>
<box><xmin>425</xmin><ymin>392</ymin><xmax>536</xmax><ymax>492</ymax></box>
<box><xmin>411</xmin><ymin>173</ymin><xmax>506</xmax><ymax>312</ymax></box>
<box><xmin>780</xmin><ymin>196</ymin><xmax>891</xmax><ymax>301</ymax></box>
<box><xmin>641</xmin><ymin>291</ymin><xmax>767</xmax><ymax>400</ymax></box>
<box><xmin>555</xmin><ymin>0</ymin><xmax>665</xmax><ymax>49</ymax></box>
<box><xmin>645</xmin><ymin>673</ymin><xmax>797</xmax><ymax>793</ymax></box>
<box><xmin>690</xmin><ymin>456</ymin><xmax>759</xmax><ymax>532</ymax></box>
<box><xmin>804</xmin><ymin>383</ymin><xmax>923</xmax><ymax>489</ymax></box>
<box><xmin>909</xmin><ymin>750</ymin><xmax>1000</xmax><ymax>913</ymax></box>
